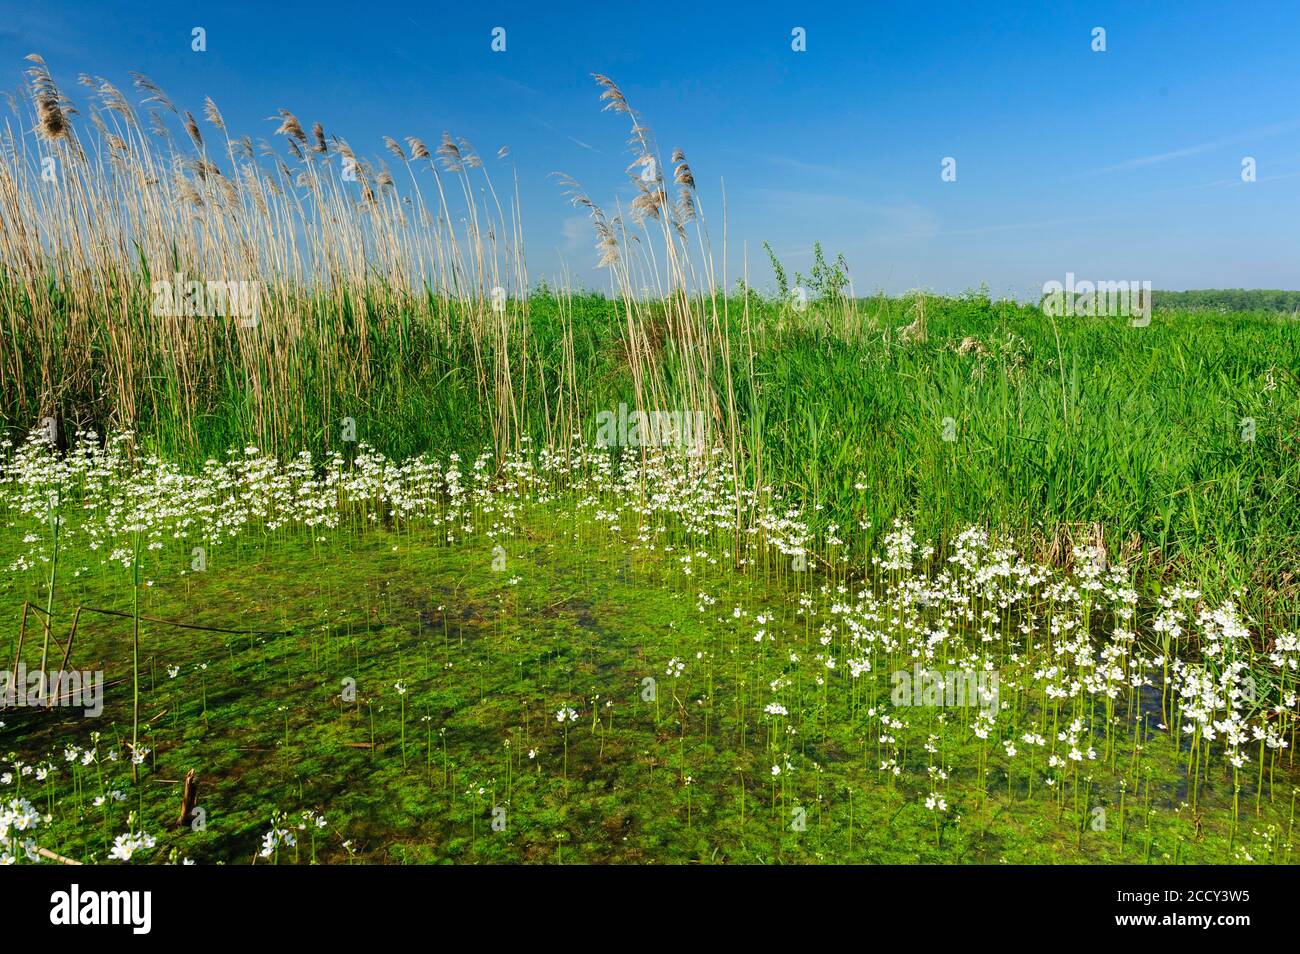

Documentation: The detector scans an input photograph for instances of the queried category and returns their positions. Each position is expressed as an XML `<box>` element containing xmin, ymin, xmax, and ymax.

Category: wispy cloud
<box><xmin>1151</xmin><ymin>167</ymin><xmax>1300</xmax><ymax>195</ymax></box>
<box><xmin>933</xmin><ymin>214</ymin><xmax>1111</xmax><ymax>238</ymax></box>
<box><xmin>751</xmin><ymin>189</ymin><xmax>941</xmax><ymax>241</ymax></box>
<box><xmin>0</xmin><ymin>8</ymin><xmax>87</xmax><ymax>60</ymax></box>
<box><xmin>766</xmin><ymin>156</ymin><xmax>852</xmax><ymax>178</ymax></box>
<box><xmin>559</xmin><ymin>213</ymin><xmax>590</xmax><ymax>255</ymax></box>
<box><xmin>1075</xmin><ymin>118</ymin><xmax>1300</xmax><ymax>177</ymax></box>
<box><xmin>535</xmin><ymin>119</ymin><xmax>601</xmax><ymax>154</ymax></box>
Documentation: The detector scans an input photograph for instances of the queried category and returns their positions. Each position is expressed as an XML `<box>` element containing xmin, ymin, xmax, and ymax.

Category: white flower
<box><xmin>108</xmin><ymin>830</ymin><xmax>156</xmax><ymax>862</ymax></box>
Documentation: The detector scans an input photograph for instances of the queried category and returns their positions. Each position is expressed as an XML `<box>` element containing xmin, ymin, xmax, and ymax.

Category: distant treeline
<box><xmin>1151</xmin><ymin>289</ymin><xmax>1300</xmax><ymax>313</ymax></box>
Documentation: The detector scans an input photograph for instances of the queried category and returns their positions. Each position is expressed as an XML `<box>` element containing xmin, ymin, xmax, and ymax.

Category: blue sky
<box><xmin>4</xmin><ymin>0</ymin><xmax>1300</xmax><ymax>296</ymax></box>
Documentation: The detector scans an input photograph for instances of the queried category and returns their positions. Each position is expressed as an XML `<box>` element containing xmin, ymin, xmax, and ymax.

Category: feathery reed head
<box><xmin>436</xmin><ymin>132</ymin><xmax>462</xmax><ymax>171</ymax></box>
<box><xmin>592</xmin><ymin>73</ymin><xmax>630</xmax><ymax>115</ymax></box>
<box><xmin>272</xmin><ymin>108</ymin><xmax>307</xmax><ymax>144</ymax></box>
<box><xmin>406</xmin><ymin>137</ymin><xmax>430</xmax><ymax>160</ymax></box>
<box><xmin>203</xmin><ymin>96</ymin><xmax>226</xmax><ymax>132</ymax></box>
<box><xmin>25</xmin><ymin>54</ymin><xmax>72</xmax><ymax>142</ymax></box>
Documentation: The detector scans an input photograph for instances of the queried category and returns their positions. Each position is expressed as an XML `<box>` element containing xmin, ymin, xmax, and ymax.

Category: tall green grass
<box><xmin>747</xmin><ymin>293</ymin><xmax>1300</xmax><ymax>615</ymax></box>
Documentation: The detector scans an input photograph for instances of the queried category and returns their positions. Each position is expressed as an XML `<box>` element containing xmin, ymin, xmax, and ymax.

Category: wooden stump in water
<box><xmin>177</xmin><ymin>769</ymin><xmax>199</xmax><ymax>829</ymax></box>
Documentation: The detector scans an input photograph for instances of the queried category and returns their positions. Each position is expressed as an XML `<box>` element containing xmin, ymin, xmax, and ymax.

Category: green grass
<box><xmin>746</xmin><ymin>296</ymin><xmax>1300</xmax><ymax>606</ymax></box>
<box><xmin>14</xmin><ymin>290</ymin><xmax>1295</xmax><ymax>615</ymax></box>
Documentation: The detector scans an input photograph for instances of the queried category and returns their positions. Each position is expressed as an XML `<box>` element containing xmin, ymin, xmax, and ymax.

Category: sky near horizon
<box><xmin>3</xmin><ymin>0</ymin><xmax>1300</xmax><ymax>297</ymax></box>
